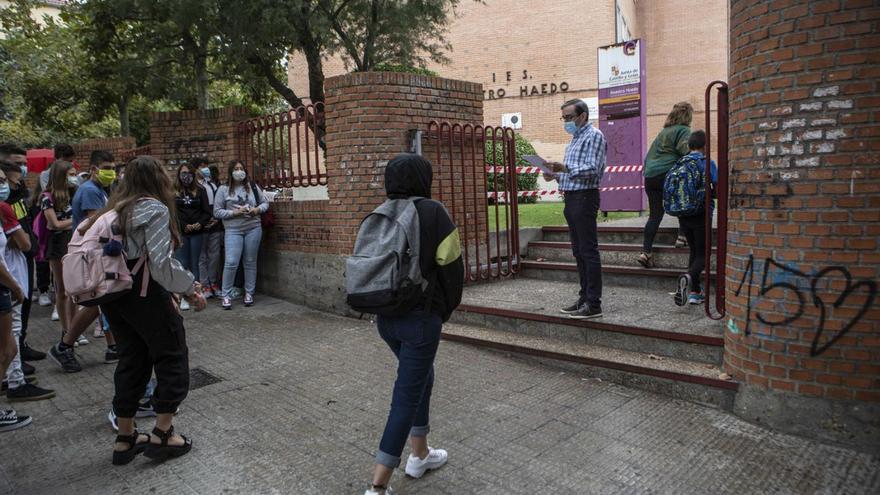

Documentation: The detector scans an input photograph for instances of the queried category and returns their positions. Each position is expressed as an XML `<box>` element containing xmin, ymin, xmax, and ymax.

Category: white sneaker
<box><xmin>75</xmin><ymin>334</ymin><xmax>89</xmax><ymax>347</ymax></box>
<box><xmin>38</xmin><ymin>292</ymin><xmax>52</xmax><ymax>307</ymax></box>
<box><xmin>51</xmin><ymin>307</ymin><xmax>59</xmax><ymax>321</ymax></box>
<box><xmin>364</xmin><ymin>487</ymin><xmax>394</xmax><ymax>495</ymax></box>
<box><xmin>404</xmin><ymin>447</ymin><xmax>448</xmax><ymax>479</ymax></box>
<box><xmin>179</xmin><ymin>299</ymin><xmax>190</xmax><ymax>311</ymax></box>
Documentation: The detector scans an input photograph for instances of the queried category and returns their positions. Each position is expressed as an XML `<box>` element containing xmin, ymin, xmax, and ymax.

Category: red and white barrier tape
<box><xmin>488</xmin><ymin>185</ymin><xmax>644</xmax><ymax>199</ymax></box>
<box><xmin>486</xmin><ymin>165</ymin><xmax>643</xmax><ymax>174</ymax></box>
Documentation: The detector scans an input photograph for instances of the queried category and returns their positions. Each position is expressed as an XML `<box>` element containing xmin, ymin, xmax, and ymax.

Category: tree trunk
<box><xmin>119</xmin><ymin>94</ymin><xmax>130</xmax><ymax>137</ymax></box>
<box><xmin>195</xmin><ymin>50</ymin><xmax>209</xmax><ymax>110</ymax></box>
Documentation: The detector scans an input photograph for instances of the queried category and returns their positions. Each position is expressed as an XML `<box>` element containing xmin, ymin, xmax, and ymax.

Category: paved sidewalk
<box><xmin>1</xmin><ymin>297</ymin><xmax>878</xmax><ymax>494</ymax></box>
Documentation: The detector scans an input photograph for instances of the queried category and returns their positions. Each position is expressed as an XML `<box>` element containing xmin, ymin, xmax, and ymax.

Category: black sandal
<box><xmin>112</xmin><ymin>431</ymin><xmax>150</xmax><ymax>466</ymax></box>
<box><xmin>144</xmin><ymin>425</ymin><xmax>192</xmax><ymax>461</ymax></box>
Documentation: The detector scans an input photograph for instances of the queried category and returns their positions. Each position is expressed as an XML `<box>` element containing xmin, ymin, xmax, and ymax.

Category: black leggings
<box><xmin>678</xmin><ymin>214</ymin><xmax>706</xmax><ymax>293</ymax></box>
<box><xmin>643</xmin><ymin>174</ymin><xmax>667</xmax><ymax>253</ymax></box>
<box><xmin>102</xmin><ymin>268</ymin><xmax>189</xmax><ymax>418</ymax></box>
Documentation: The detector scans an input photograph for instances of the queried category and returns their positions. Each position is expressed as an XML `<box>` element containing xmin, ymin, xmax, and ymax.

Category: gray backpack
<box><xmin>345</xmin><ymin>198</ymin><xmax>429</xmax><ymax>315</ymax></box>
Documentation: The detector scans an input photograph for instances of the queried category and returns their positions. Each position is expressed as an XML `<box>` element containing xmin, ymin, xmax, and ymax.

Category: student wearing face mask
<box><xmin>193</xmin><ymin>159</ymin><xmax>222</xmax><ymax>298</ymax></box>
<box><xmin>0</xmin><ymin>144</ymin><xmax>45</xmax><ymax>364</ymax></box>
<box><xmin>213</xmin><ymin>160</ymin><xmax>268</xmax><ymax>310</ymax></box>
<box><xmin>173</xmin><ymin>163</ymin><xmax>211</xmax><ymax>311</ymax></box>
<box><xmin>39</xmin><ymin>161</ymin><xmax>78</xmax><ymax>340</ymax></box>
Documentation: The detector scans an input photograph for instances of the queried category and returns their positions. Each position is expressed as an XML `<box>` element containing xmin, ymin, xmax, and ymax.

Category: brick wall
<box><xmin>264</xmin><ymin>73</ymin><xmax>484</xmax><ymax>256</ymax></box>
<box><xmin>148</xmin><ymin>106</ymin><xmax>251</xmax><ymax>166</ymax></box>
<box><xmin>288</xmin><ymin>0</ymin><xmax>728</xmax><ymax>164</ymax></box>
<box><xmin>725</xmin><ymin>0</ymin><xmax>879</xmax><ymax>451</ymax></box>
<box><xmin>73</xmin><ymin>136</ymin><xmax>136</xmax><ymax>167</ymax></box>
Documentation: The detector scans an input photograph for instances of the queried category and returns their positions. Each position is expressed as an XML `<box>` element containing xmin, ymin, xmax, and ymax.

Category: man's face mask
<box><xmin>97</xmin><ymin>169</ymin><xmax>116</xmax><ymax>187</ymax></box>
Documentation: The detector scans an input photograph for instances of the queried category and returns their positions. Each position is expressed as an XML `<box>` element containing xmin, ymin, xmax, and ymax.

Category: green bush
<box><xmin>486</xmin><ymin>133</ymin><xmax>539</xmax><ymax>204</ymax></box>
<box><xmin>371</xmin><ymin>63</ymin><xmax>439</xmax><ymax>77</ymax></box>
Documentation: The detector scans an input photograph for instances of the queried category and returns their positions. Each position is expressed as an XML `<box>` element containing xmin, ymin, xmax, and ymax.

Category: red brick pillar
<box><xmin>725</xmin><ymin>0</ymin><xmax>879</xmax><ymax>453</ymax></box>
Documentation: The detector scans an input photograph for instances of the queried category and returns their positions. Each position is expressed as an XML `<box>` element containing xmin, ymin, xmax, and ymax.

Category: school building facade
<box><xmin>287</xmin><ymin>0</ymin><xmax>729</xmax><ymax>161</ymax></box>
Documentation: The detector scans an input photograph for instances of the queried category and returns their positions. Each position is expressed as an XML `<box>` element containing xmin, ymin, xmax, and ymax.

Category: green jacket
<box><xmin>643</xmin><ymin>125</ymin><xmax>691</xmax><ymax>178</ymax></box>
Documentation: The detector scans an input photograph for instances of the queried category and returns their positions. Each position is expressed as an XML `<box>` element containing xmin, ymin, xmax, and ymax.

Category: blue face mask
<box><xmin>564</xmin><ymin>121</ymin><xmax>578</xmax><ymax>135</ymax></box>
<box><xmin>200</xmin><ymin>167</ymin><xmax>211</xmax><ymax>179</ymax></box>
<box><xmin>0</xmin><ymin>183</ymin><xmax>9</xmax><ymax>202</ymax></box>
<box><xmin>19</xmin><ymin>166</ymin><xmax>27</xmax><ymax>177</ymax></box>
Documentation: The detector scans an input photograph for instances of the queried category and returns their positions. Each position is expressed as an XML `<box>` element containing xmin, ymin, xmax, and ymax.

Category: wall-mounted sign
<box><xmin>502</xmin><ymin>112</ymin><xmax>522</xmax><ymax>129</ymax></box>
<box><xmin>597</xmin><ymin>39</ymin><xmax>647</xmax><ymax>212</ymax></box>
<box><xmin>484</xmin><ymin>69</ymin><xmax>569</xmax><ymax>100</ymax></box>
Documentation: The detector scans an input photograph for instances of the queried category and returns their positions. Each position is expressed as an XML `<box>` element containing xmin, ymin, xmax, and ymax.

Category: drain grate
<box><xmin>189</xmin><ymin>367</ymin><xmax>223</xmax><ymax>390</ymax></box>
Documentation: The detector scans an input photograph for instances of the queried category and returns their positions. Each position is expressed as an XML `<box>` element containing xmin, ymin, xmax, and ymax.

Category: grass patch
<box><xmin>487</xmin><ymin>202</ymin><xmax>641</xmax><ymax>230</ymax></box>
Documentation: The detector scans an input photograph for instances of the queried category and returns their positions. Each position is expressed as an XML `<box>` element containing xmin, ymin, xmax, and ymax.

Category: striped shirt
<box><xmin>124</xmin><ymin>199</ymin><xmax>195</xmax><ymax>295</ymax></box>
<box><xmin>556</xmin><ymin>122</ymin><xmax>607</xmax><ymax>191</ymax></box>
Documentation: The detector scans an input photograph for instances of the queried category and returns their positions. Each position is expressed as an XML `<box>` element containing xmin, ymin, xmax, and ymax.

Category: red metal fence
<box><xmin>235</xmin><ymin>103</ymin><xmax>325</xmax><ymax>188</ymax></box>
<box><xmin>422</xmin><ymin>121</ymin><xmax>520</xmax><ymax>282</ymax></box>
<box><xmin>705</xmin><ymin>81</ymin><xmax>729</xmax><ymax>320</ymax></box>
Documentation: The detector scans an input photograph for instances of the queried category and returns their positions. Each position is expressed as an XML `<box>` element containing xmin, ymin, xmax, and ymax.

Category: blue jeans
<box><xmin>375</xmin><ymin>310</ymin><xmax>442</xmax><ymax>468</ymax></box>
<box><xmin>222</xmin><ymin>227</ymin><xmax>262</xmax><ymax>297</ymax></box>
<box><xmin>563</xmin><ymin>189</ymin><xmax>602</xmax><ymax>309</ymax></box>
<box><xmin>174</xmin><ymin>234</ymin><xmax>204</xmax><ymax>283</ymax></box>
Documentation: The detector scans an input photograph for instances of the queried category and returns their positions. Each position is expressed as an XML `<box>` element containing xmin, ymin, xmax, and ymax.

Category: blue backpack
<box><xmin>663</xmin><ymin>154</ymin><xmax>706</xmax><ymax>217</ymax></box>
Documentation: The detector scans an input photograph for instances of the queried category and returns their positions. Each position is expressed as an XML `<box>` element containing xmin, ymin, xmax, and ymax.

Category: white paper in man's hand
<box><xmin>522</xmin><ymin>155</ymin><xmax>554</xmax><ymax>175</ymax></box>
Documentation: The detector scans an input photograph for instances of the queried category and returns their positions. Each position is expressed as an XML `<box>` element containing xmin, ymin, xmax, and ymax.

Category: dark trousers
<box><xmin>20</xmin><ymin>254</ymin><xmax>34</xmax><ymax>346</ymax></box>
<box><xmin>643</xmin><ymin>174</ymin><xmax>667</xmax><ymax>253</ymax></box>
<box><xmin>563</xmin><ymin>189</ymin><xmax>602</xmax><ymax>309</ymax></box>
<box><xmin>101</xmin><ymin>267</ymin><xmax>189</xmax><ymax>418</ymax></box>
<box><xmin>375</xmin><ymin>310</ymin><xmax>442</xmax><ymax>468</ymax></box>
<box><xmin>35</xmin><ymin>259</ymin><xmax>50</xmax><ymax>293</ymax></box>
<box><xmin>678</xmin><ymin>214</ymin><xmax>706</xmax><ymax>293</ymax></box>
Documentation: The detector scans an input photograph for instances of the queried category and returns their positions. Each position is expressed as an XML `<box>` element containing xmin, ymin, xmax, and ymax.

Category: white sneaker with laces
<box><xmin>179</xmin><ymin>299</ymin><xmax>190</xmax><ymax>311</ymax></box>
<box><xmin>405</xmin><ymin>447</ymin><xmax>448</xmax><ymax>479</ymax></box>
<box><xmin>364</xmin><ymin>487</ymin><xmax>394</xmax><ymax>495</ymax></box>
<box><xmin>51</xmin><ymin>307</ymin><xmax>59</xmax><ymax>321</ymax></box>
<box><xmin>38</xmin><ymin>292</ymin><xmax>52</xmax><ymax>307</ymax></box>
<box><xmin>75</xmin><ymin>334</ymin><xmax>89</xmax><ymax>346</ymax></box>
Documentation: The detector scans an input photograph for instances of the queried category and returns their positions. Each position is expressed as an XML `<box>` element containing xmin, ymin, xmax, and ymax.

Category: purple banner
<box><xmin>597</xmin><ymin>40</ymin><xmax>647</xmax><ymax>212</ymax></box>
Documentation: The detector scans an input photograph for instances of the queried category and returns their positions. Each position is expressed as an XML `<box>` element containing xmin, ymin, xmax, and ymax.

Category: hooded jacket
<box><xmin>385</xmin><ymin>154</ymin><xmax>464</xmax><ymax>322</ymax></box>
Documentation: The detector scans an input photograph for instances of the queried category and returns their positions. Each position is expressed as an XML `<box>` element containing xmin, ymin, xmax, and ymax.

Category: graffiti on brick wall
<box><xmin>730</xmin><ymin>255</ymin><xmax>877</xmax><ymax>357</ymax></box>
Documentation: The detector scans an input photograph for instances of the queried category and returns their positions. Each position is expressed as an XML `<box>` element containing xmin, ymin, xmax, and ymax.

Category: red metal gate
<box><xmin>422</xmin><ymin>121</ymin><xmax>520</xmax><ymax>282</ymax></box>
<box><xmin>235</xmin><ymin>103</ymin><xmax>325</xmax><ymax>188</ymax></box>
<box><xmin>705</xmin><ymin>81</ymin><xmax>729</xmax><ymax>319</ymax></box>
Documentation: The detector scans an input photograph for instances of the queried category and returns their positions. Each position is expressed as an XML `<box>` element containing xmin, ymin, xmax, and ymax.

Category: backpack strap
<box><xmin>249</xmin><ymin>182</ymin><xmax>263</xmax><ymax>205</ymax></box>
<box><xmin>130</xmin><ymin>255</ymin><xmax>150</xmax><ymax>298</ymax></box>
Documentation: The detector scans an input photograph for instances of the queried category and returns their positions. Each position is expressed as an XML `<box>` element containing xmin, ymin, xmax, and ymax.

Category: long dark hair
<box><xmin>46</xmin><ymin>160</ymin><xmax>74</xmax><ymax>210</ymax></box>
<box><xmin>81</xmin><ymin>156</ymin><xmax>181</xmax><ymax>248</ymax></box>
<box><xmin>175</xmin><ymin>163</ymin><xmax>198</xmax><ymax>196</ymax></box>
<box><xmin>225</xmin><ymin>159</ymin><xmax>249</xmax><ymax>189</ymax></box>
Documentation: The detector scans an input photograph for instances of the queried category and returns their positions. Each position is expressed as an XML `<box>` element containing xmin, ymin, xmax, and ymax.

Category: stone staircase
<box><xmin>447</xmin><ymin>222</ymin><xmax>736</xmax><ymax>409</ymax></box>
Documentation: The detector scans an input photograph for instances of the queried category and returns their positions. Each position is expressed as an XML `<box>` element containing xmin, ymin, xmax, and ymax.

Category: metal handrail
<box><xmin>704</xmin><ymin>80</ymin><xmax>729</xmax><ymax>320</ymax></box>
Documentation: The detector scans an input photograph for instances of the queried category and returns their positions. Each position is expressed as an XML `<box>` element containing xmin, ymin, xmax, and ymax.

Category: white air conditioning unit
<box><xmin>502</xmin><ymin>112</ymin><xmax>523</xmax><ymax>129</ymax></box>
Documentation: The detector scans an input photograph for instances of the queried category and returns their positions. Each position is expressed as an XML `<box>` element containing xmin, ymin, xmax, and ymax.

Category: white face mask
<box><xmin>232</xmin><ymin>170</ymin><xmax>247</xmax><ymax>182</ymax></box>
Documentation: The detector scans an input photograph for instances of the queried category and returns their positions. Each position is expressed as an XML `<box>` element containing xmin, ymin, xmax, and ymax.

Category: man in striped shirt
<box><xmin>543</xmin><ymin>99</ymin><xmax>607</xmax><ymax>319</ymax></box>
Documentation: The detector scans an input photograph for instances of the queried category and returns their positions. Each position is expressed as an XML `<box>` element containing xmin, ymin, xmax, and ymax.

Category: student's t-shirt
<box><xmin>72</xmin><ymin>179</ymin><xmax>108</xmax><ymax>229</ymax></box>
<box><xmin>0</xmin><ymin>202</ymin><xmax>28</xmax><ymax>293</ymax></box>
<box><xmin>40</xmin><ymin>193</ymin><xmax>73</xmax><ymax>224</ymax></box>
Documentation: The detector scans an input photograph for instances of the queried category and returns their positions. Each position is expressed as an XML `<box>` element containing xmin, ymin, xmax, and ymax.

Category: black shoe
<box><xmin>20</xmin><ymin>343</ymin><xmax>47</xmax><ymax>361</ymax></box>
<box><xmin>1</xmin><ymin>376</ymin><xmax>37</xmax><ymax>395</ymax></box>
<box><xmin>21</xmin><ymin>361</ymin><xmax>35</xmax><ymax>377</ymax></box>
<box><xmin>569</xmin><ymin>306</ymin><xmax>603</xmax><ymax>320</ymax></box>
<box><xmin>49</xmin><ymin>344</ymin><xmax>83</xmax><ymax>373</ymax></box>
<box><xmin>0</xmin><ymin>409</ymin><xmax>32</xmax><ymax>432</ymax></box>
<box><xmin>104</xmin><ymin>347</ymin><xmax>119</xmax><ymax>364</ymax></box>
<box><xmin>560</xmin><ymin>300</ymin><xmax>583</xmax><ymax>314</ymax></box>
<box><xmin>5</xmin><ymin>383</ymin><xmax>56</xmax><ymax>402</ymax></box>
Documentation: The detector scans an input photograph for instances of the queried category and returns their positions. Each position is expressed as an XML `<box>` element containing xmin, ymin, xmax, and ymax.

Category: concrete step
<box><xmin>542</xmin><ymin>225</ymin><xmax>717</xmax><ymax>245</ymax></box>
<box><xmin>442</xmin><ymin>323</ymin><xmax>737</xmax><ymax>409</ymax></box>
<box><xmin>528</xmin><ymin>241</ymin><xmax>698</xmax><ymax>268</ymax></box>
<box><xmin>520</xmin><ymin>260</ymin><xmax>715</xmax><ymax>291</ymax></box>
<box><xmin>452</xmin><ymin>278</ymin><xmax>724</xmax><ymax>365</ymax></box>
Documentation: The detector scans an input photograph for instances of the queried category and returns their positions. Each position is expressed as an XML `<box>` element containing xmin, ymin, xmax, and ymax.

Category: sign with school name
<box><xmin>483</xmin><ymin>69</ymin><xmax>569</xmax><ymax>100</ymax></box>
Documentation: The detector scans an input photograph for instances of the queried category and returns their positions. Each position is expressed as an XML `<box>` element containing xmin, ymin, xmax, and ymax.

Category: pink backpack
<box><xmin>61</xmin><ymin>210</ymin><xmax>149</xmax><ymax>307</ymax></box>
